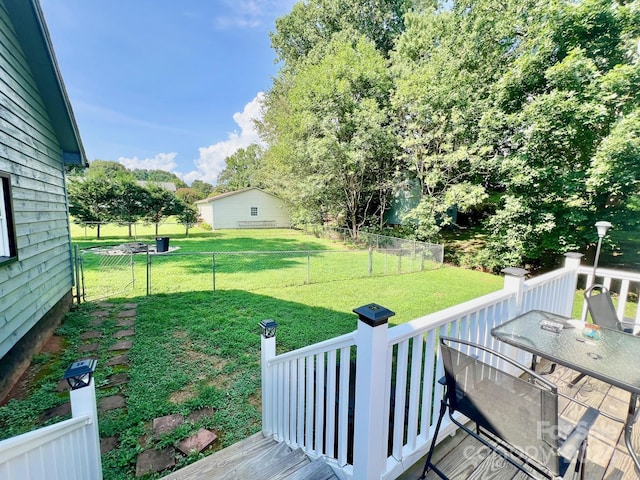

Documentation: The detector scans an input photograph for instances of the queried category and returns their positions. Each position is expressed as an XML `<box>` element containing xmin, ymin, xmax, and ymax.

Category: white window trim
<box><xmin>0</xmin><ymin>174</ymin><xmax>15</xmax><ymax>260</ymax></box>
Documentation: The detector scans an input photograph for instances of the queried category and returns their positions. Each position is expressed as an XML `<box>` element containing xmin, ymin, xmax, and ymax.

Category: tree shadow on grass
<box><xmin>82</xmin><ymin>291</ymin><xmax>357</xmax><ymax>478</ymax></box>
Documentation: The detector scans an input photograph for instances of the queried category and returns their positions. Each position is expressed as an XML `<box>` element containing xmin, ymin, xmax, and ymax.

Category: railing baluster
<box><xmin>314</xmin><ymin>353</ymin><xmax>325</xmax><ymax>455</ymax></box>
<box><xmin>325</xmin><ymin>350</ymin><xmax>337</xmax><ymax>457</ymax></box>
<box><xmin>392</xmin><ymin>340</ymin><xmax>409</xmax><ymax>460</ymax></box>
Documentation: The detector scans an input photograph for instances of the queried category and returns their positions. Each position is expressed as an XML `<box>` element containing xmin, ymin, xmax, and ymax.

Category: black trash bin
<box><xmin>155</xmin><ymin>237</ymin><xmax>169</xmax><ymax>253</ymax></box>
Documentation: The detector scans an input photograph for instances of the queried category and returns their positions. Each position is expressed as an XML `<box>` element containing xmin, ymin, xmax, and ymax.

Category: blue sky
<box><xmin>40</xmin><ymin>0</ymin><xmax>296</xmax><ymax>185</ymax></box>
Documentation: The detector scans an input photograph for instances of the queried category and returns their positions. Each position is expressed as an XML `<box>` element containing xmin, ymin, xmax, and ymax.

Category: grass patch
<box><xmin>1</xmin><ymin>227</ymin><xmax>504</xmax><ymax>479</ymax></box>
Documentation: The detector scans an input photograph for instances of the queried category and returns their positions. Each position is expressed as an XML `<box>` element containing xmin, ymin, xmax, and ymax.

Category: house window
<box><xmin>250</xmin><ymin>207</ymin><xmax>258</xmax><ymax>216</ymax></box>
<box><xmin>0</xmin><ymin>172</ymin><xmax>17</xmax><ymax>262</ymax></box>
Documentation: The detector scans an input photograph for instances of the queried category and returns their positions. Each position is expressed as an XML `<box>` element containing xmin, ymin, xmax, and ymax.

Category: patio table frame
<box><xmin>491</xmin><ymin>310</ymin><xmax>640</xmax><ymax>475</ymax></box>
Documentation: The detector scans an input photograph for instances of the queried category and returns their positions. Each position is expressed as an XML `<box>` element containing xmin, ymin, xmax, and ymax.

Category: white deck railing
<box><xmin>0</xmin><ymin>379</ymin><xmax>102</xmax><ymax>480</ymax></box>
<box><xmin>260</xmin><ymin>253</ymin><xmax>639</xmax><ymax>479</ymax></box>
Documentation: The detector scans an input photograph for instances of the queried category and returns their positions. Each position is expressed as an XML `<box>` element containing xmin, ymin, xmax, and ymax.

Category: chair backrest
<box><xmin>440</xmin><ymin>338</ymin><xmax>560</xmax><ymax>474</ymax></box>
<box><xmin>584</xmin><ymin>284</ymin><xmax>620</xmax><ymax>330</ymax></box>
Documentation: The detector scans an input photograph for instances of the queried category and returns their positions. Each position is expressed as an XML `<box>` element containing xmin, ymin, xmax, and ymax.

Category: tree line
<box><xmin>251</xmin><ymin>0</ymin><xmax>639</xmax><ymax>271</ymax></box>
<box><xmin>66</xmin><ymin>160</ymin><xmax>213</xmax><ymax>238</ymax></box>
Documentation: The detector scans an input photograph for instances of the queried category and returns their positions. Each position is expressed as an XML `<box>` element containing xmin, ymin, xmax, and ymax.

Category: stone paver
<box><xmin>123</xmin><ymin>303</ymin><xmax>137</xmax><ymax>309</ymax></box>
<box><xmin>105</xmin><ymin>373</ymin><xmax>129</xmax><ymax>387</ymax></box>
<box><xmin>90</xmin><ymin>318</ymin><xmax>105</xmax><ymax>327</ymax></box>
<box><xmin>116</xmin><ymin>318</ymin><xmax>135</xmax><ymax>327</ymax></box>
<box><xmin>106</xmin><ymin>354</ymin><xmax>129</xmax><ymax>366</ymax></box>
<box><xmin>109</xmin><ymin>340</ymin><xmax>133</xmax><ymax>351</ymax></box>
<box><xmin>153</xmin><ymin>414</ymin><xmax>184</xmax><ymax>435</ymax></box>
<box><xmin>91</xmin><ymin>310</ymin><xmax>110</xmax><ymax>318</ymax></box>
<box><xmin>41</xmin><ymin>402</ymin><xmax>71</xmax><ymax>421</ymax></box>
<box><xmin>78</xmin><ymin>343</ymin><xmax>99</xmax><ymax>353</ymax></box>
<box><xmin>99</xmin><ymin>395</ymin><xmax>126</xmax><ymax>412</ymax></box>
<box><xmin>118</xmin><ymin>310</ymin><xmax>136</xmax><ymax>318</ymax></box>
<box><xmin>56</xmin><ymin>379</ymin><xmax>70</xmax><ymax>392</ymax></box>
<box><xmin>135</xmin><ymin>447</ymin><xmax>175</xmax><ymax>477</ymax></box>
<box><xmin>187</xmin><ymin>407</ymin><xmax>215</xmax><ymax>423</ymax></box>
<box><xmin>177</xmin><ymin>428</ymin><xmax>217</xmax><ymax>455</ymax></box>
<box><xmin>97</xmin><ymin>302</ymin><xmax>114</xmax><ymax>308</ymax></box>
<box><xmin>100</xmin><ymin>436</ymin><xmax>118</xmax><ymax>454</ymax></box>
<box><xmin>80</xmin><ymin>331</ymin><xmax>102</xmax><ymax>340</ymax></box>
<box><xmin>114</xmin><ymin>329</ymin><xmax>135</xmax><ymax>339</ymax></box>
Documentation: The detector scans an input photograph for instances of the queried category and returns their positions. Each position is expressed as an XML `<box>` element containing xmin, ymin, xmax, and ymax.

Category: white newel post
<box><xmin>63</xmin><ymin>359</ymin><xmax>102</xmax><ymax>480</ymax></box>
<box><xmin>500</xmin><ymin>268</ymin><xmax>530</xmax><ymax>368</ymax></box>
<box><xmin>563</xmin><ymin>252</ymin><xmax>584</xmax><ymax>318</ymax></box>
<box><xmin>70</xmin><ymin>379</ymin><xmax>103</xmax><ymax>480</ymax></box>
<box><xmin>260</xmin><ymin>319</ymin><xmax>278</xmax><ymax>437</ymax></box>
<box><xmin>502</xmin><ymin>267</ymin><xmax>529</xmax><ymax>317</ymax></box>
<box><xmin>352</xmin><ymin>303</ymin><xmax>395</xmax><ymax>480</ymax></box>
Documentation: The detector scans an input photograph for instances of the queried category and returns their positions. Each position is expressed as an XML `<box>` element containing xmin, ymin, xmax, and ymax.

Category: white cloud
<box><xmin>213</xmin><ymin>0</ymin><xmax>297</xmax><ymax>29</ymax></box>
<box><xmin>184</xmin><ymin>93</ymin><xmax>265</xmax><ymax>185</ymax></box>
<box><xmin>118</xmin><ymin>152</ymin><xmax>178</xmax><ymax>171</ymax></box>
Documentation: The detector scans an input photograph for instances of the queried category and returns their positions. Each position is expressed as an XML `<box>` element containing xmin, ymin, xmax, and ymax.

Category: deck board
<box><xmin>398</xmin><ymin>365</ymin><xmax>639</xmax><ymax>479</ymax></box>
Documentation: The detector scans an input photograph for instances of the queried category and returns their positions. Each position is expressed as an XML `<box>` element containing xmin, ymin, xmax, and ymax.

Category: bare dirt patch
<box><xmin>169</xmin><ymin>387</ymin><xmax>197</xmax><ymax>404</ymax></box>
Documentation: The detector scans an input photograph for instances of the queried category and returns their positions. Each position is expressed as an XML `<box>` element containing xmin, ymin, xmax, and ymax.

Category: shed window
<box><xmin>250</xmin><ymin>207</ymin><xmax>258</xmax><ymax>216</ymax></box>
<box><xmin>0</xmin><ymin>172</ymin><xmax>17</xmax><ymax>262</ymax></box>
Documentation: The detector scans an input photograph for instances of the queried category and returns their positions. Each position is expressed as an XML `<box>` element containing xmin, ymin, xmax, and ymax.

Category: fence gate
<box><xmin>75</xmin><ymin>247</ymin><xmax>137</xmax><ymax>301</ymax></box>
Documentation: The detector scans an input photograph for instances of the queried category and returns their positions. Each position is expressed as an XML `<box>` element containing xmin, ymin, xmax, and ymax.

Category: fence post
<box><xmin>146</xmin><ymin>246</ymin><xmax>150</xmax><ymax>296</ymax></box>
<box><xmin>212</xmin><ymin>254</ymin><xmax>216</xmax><ymax>292</ymax></box>
<box><xmin>352</xmin><ymin>304</ymin><xmax>395</xmax><ymax>480</ymax></box>
<box><xmin>307</xmin><ymin>252</ymin><xmax>310</xmax><ymax>284</ymax></box>
<box><xmin>259</xmin><ymin>320</ymin><xmax>278</xmax><ymax>437</ymax></box>
<box><xmin>502</xmin><ymin>267</ymin><xmax>529</xmax><ymax>318</ymax></box>
<box><xmin>368</xmin><ymin>246</ymin><xmax>373</xmax><ymax>276</ymax></box>
<box><xmin>74</xmin><ymin>245</ymin><xmax>81</xmax><ymax>304</ymax></box>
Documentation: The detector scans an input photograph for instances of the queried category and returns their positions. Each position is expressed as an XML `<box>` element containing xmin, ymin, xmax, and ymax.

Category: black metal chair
<box><xmin>569</xmin><ymin>285</ymin><xmax>638</xmax><ymax>387</ymax></box>
<box><xmin>584</xmin><ymin>284</ymin><xmax>637</xmax><ymax>334</ymax></box>
<box><xmin>420</xmin><ymin>336</ymin><xmax>599</xmax><ymax>480</ymax></box>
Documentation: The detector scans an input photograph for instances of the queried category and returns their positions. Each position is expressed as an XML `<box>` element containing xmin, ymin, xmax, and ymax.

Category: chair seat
<box><xmin>420</xmin><ymin>337</ymin><xmax>598</xmax><ymax>480</ymax></box>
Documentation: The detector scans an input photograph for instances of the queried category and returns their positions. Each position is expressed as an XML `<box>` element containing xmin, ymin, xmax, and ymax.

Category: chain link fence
<box><xmin>74</xmin><ymin>229</ymin><xmax>444</xmax><ymax>299</ymax></box>
<box><xmin>300</xmin><ymin>225</ymin><xmax>444</xmax><ymax>264</ymax></box>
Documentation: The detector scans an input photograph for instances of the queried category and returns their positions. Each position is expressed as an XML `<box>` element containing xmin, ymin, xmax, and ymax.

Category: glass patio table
<box><xmin>492</xmin><ymin>310</ymin><xmax>640</xmax><ymax>474</ymax></box>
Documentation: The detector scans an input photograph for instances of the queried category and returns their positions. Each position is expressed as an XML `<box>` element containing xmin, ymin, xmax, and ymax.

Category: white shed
<box><xmin>195</xmin><ymin>188</ymin><xmax>291</xmax><ymax>230</ymax></box>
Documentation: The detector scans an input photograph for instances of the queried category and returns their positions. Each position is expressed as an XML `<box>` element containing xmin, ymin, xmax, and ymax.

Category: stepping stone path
<box><xmin>109</xmin><ymin>340</ymin><xmax>133</xmax><ymax>351</ymax></box>
<box><xmin>71</xmin><ymin>303</ymin><xmax>138</xmax><ymax>458</ymax></box>
<box><xmin>100</xmin><ymin>436</ymin><xmax>118</xmax><ymax>454</ymax></box>
<box><xmin>114</xmin><ymin>329</ymin><xmax>134</xmax><ymax>338</ymax></box>
<box><xmin>153</xmin><ymin>414</ymin><xmax>184</xmax><ymax>435</ymax></box>
<box><xmin>116</xmin><ymin>318</ymin><xmax>135</xmax><ymax>327</ymax></box>
<box><xmin>136</xmin><ymin>447</ymin><xmax>176</xmax><ymax>477</ymax></box>
<box><xmin>106</xmin><ymin>354</ymin><xmax>128</xmax><ymax>367</ymax></box>
<box><xmin>78</xmin><ymin>343</ymin><xmax>99</xmax><ymax>353</ymax></box>
<box><xmin>71</xmin><ymin>301</ymin><xmax>220</xmax><ymax>477</ymax></box>
<box><xmin>177</xmin><ymin>428</ymin><xmax>218</xmax><ymax>455</ymax></box>
<box><xmin>41</xmin><ymin>402</ymin><xmax>71</xmax><ymax>421</ymax></box>
<box><xmin>103</xmin><ymin>373</ymin><xmax>129</xmax><ymax>387</ymax></box>
<box><xmin>99</xmin><ymin>395</ymin><xmax>126</xmax><ymax>412</ymax></box>
<box><xmin>80</xmin><ymin>331</ymin><xmax>102</xmax><ymax>340</ymax></box>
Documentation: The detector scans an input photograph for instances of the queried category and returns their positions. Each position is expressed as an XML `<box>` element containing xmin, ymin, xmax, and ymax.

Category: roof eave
<box><xmin>4</xmin><ymin>0</ymin><xmax>88</xmax><ymax>167</ymax></box>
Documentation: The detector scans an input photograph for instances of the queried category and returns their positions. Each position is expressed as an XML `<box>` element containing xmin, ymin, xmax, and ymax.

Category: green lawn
<box><xmin>0</xmin><ymin>228</ymin><xmax>506</xmax><ymax>479</ymax></box>
<box><xmin>8</xmin><ymin>226</ymin><xmax>635</xmax><ymax>479</ymax></box>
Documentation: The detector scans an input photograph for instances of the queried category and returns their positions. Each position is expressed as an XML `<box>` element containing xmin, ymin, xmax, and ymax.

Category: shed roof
<box><xmin>195</xmin><ymin>187</ymin><xmax>282</xmax><ymax>204</ymax></box>
<box><xmin>4</xmin><ymin>0</ymin><xmax>87</xmax><ymax>166</ymax></box>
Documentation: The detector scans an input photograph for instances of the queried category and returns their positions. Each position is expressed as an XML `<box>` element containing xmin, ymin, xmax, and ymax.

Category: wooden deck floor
<box><xmin>398</xmin><ymin>364</ymin><xmax>640</xmax><ymax>480</ymax></box>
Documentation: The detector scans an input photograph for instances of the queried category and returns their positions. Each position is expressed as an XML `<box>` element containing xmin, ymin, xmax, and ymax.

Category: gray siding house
<box><xmin>0</xmin><ymin>0</ymin><xmax>87</xmax><ymax>399</ymax></box>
